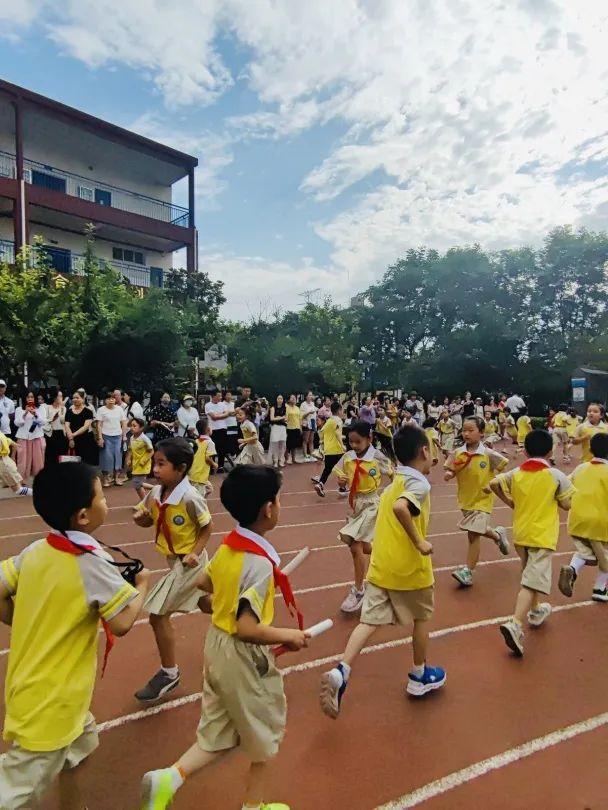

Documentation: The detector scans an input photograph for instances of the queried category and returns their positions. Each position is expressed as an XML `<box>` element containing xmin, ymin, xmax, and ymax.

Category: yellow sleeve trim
<box><xmin>557</xmin><ymin>486</ymin><xmax>575</xmax><ymax>502</ymax></box>
<box><xmin>0</xmin><ymin>558</ymin><xmax>18</xmax><ymax>594</ymax></box>
<box><xmin>99</xmin><ymin>582</ymin><xmax>138</xmax><ymax>620</ymax></box>
<box><xmin>197</xmin><ymin>509</ymin><xmax>212</xmax><ymax>528</ymax></box>
<box><xmin>496</xmin><ymin>458</ymin><xmax>509</xmax><ymax>472</ymax></box>
<box><xmin>398</xmin><ymin>491</ymin><xmax>421</xmax><ymax>516</ymax></box>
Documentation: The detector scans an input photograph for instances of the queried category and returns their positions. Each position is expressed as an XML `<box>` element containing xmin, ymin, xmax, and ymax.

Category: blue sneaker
<box><xmin>320</xmin><ymin>663</ymin><xmax>349</xmax><ymax>718</ymax></box>
<box><xmin>406</xmin><ymin>665</ymin><xmax>446</xmax><ymax>696</ymax></box>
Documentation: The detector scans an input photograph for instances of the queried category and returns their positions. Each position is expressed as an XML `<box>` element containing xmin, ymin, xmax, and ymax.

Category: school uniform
<box><xmin>190</xmin><ymin>435</ymin><xmax>217</xmax><ymax>496</ymax></box>
<box><xmin>0</xmin><ymin>431</ymin><xmax>22</xmax><ymax>488</ymax></box>
<box><xmin>568</xmin><ymin>459</ymin><xmax>608</xmax><ymax>571</ymax></box>
<box><xmin>445</xmin><ymin>443</ymin><xmax>508</xmax><ymax>535</ymax></box>
<box><xmin>552</xmin><ymin>411</ymin><xmax>570</xmax><ymax>450</ymax></box>
<box><xmin>495</xmin><ymin>459</ymin><xmax>574</xmax><ymax>594</ymax></box>
<box><xmin>319</xmin><ymin>416</ymin><xmax>345</xmax><ymax>484</ymax></box>
<box><xmin>438</xmin><ymin>418</ymin><xmax>457</xmax><ymax>452</ymax></box>
<box><xmin>483</xmin><ymin>420</ymin><xmax>500</xmax><ymax>445</ymax></box>
<box><xmin>141</xmin><ymin>478</ymin><xmax>212</xmax><ymax>615</ymax></box>
<box><xmin>425</xmin><ymin>427</ymin><xmax>440</xmax><ymax>462</ymax></box>
<box><xmin>236</xmin><ymin>420</ymin><xmax>266</xmax><ymax>465</ymax></box>
<box><xmin>516</xmin><ymin>414</ymin><xmax>532</xmax><ymax>447</ymax></box>
<box><xmin>575</xmin><ymin>421</ymin><xmax>608</xmax><ymax>463</ymax></box>
<box><xmin>333</xmin><ymin>446</ymin><xmax>392</xmax><ymax>545</ymax></box>
<box><xmin>129</xmin><ymin>433</ymin><xmax>153</xmax><ymax>489</ymax></box>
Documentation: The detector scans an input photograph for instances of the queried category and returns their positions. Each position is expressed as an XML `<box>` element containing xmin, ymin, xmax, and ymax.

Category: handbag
<box><xmin>58</xmin><ymin>447</ymin><xmax>81</xmax><ymax>463</ymax></box>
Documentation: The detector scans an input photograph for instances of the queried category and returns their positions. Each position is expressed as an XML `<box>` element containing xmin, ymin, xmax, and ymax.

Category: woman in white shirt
<box><xmin>124</xmin><ymin>390</ymin><xmax>144</xmax><ymax>421</ymax></box>
<box><xmin>176</xmin><ymin>394</ymin><xmax>200</xmax><ymax>438</ymax></box>
<box><xmin>223</xmin><ymin>391</ymin><xmax>239</xmax><ymax>461</ymax></box>
<box><xmin>300</xmin><ymin>391</ymin><xmax>318</xmax><ymax>462</ymax></box>
<box><xmin>43</xmin><ymin>388</ymin><xmax>67</xmax><ymax>466</ymax></box>
<box><xmin>14</xmin><ymin>391</ymin><xmax>47</xmax><ymax>479</ymax></box>
<box><xmin>96</xmin><ymin>392</ymin><xmax>127</xmax><ymax>487</ymax></box>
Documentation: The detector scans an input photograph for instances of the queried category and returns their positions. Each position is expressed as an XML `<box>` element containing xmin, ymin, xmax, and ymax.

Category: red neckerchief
<box><xmin>349</xmin><ymin>457</ymin><xmax>369</xmax><ymax>508</ymax></box>
<box><xmin>452</xmin><ymin>449</ymin><xmax>480</xmax><ymax>473</ymax></box>
<box><xmin>520</xmin><ymin>459</ymin><xmax>550</xmax><ymax>472</ymax></box>
<box><xmin>591</xmin><ymin>458</ymin><xmax>608</xmax><ymax>465</ymax></box>
<box><xmin>46</xmin><ymin>533</ymin><xmax>114</xmax><ymax>676</ymax></box>
<box><xmin>222</xmin><ymin>529</ymin><xmax>303</xmax><ymax>630</ymax></box>
<box><xmin>155</xmin><ymin>501</ymin><xmax>176</xmax><ymax>555</ymax></box>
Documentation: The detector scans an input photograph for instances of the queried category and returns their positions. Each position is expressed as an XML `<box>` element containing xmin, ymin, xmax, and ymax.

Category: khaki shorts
<box><xmin>197</xmin><ymin>626</ymin><xmax>286</xmax><ymax>762</ymax></box>
<box><xmin>361</xmin><ymin>581</ymin><xmax>434</xmax><ymax>625</ymax></box>
<box><xmin>144</xmin><ymin>552</ymin><xmax>208</xmax><ymax>615</ymax></box>
<box><xmin>458</xmin><ymin>510</ymin><xmax>492</xmax><ymax>535</ymax></box>
<box><xmin>552</xmin><ymin>428</ymin><xmax>569</xmax><ymax>447</ymax></box>
<box><xmin>516</xmin><ymin>546</ymin><xmax>553</xmax><ymax>595</ymax></box>
<box><xmin>572</xmin><ymin>537</ymin><xmax>608</xmax><ymax>572</ymax></box>
<box><xmin>339</xmin><ymin>491</ymin><xmax>380</xmax><ymax>546</ymax></box>
<box><xmin>0</xmin><ymin>713</ymin><xmax>98</xmax><ymax>809</ymax></box>
<box><xmin>0</xmin><ymin>456</ymin><xmax>22</xmax><ymax>488</ymax></box>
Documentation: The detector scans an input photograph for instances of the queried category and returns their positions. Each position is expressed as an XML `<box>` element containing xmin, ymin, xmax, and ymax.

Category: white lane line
<box><xmin>375</xmin><ymin>710</ymin><xmax>608</xmax><ymax>808</ymax></box>
<box><xmin>96</xmin><ymin>599</ymin><xmax>593</xmax><ymax>734</ymax></box>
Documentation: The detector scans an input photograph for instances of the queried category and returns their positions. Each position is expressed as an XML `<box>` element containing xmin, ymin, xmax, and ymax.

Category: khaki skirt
<box><xmin>339</xmin><ymin>491</ymin><xmax>380</xmax><ymax>545</ymax></box>
<box><xmin>144</xmin><ymin>552</ymin><xmax>209</xmax><ymax>615</ymax></box>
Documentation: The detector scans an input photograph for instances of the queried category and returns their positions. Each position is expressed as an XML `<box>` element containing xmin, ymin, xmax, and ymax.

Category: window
<box><xmin>78</xmin><ymin>186</ymin><xmax>94</xmax><ymax>201</ymax></box>
<box><xmin>31</xmin><ymin>170</ymin><xmax>66</xmax><ymax>193</ymax></box>
<box><xmin>95</xmin><ymin>188</ymin><xmax>112</xmax><ymax>206</ymax></box>
<box><xmin>112</xmin><ymin>248</ymin><xmax>145</xmax><ymax>265</ymax></box>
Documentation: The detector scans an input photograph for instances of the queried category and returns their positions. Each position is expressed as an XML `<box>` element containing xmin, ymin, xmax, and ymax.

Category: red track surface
<box><xmin>1</xmin><ymin>444</ymin><xmax>607</xmax><ymax>809</ymax></box>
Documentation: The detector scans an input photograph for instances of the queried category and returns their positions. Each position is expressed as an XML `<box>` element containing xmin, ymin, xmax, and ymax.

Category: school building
<box><xmin>0</xmin><ymin>79</ymin><xmax>198</xmax><ymax>290</ymax></box>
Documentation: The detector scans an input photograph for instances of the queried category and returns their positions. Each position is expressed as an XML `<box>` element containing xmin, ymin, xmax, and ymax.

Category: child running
<box><xmin>445</xmin><ymin>416</ymin><xmax>509</xmax><ymax>588</ymax></box>
<box><xmin>0</xmin><ymin>463</ymin><xmax>149</xmax><ymax>807</ymax></box>
<box><xmin>490</xmin><ymin>429</ymin><xmax>574</xmax><ymax>656</ymax></box>
<box><xmin>127</xmin><ymin>417</ymin><xmax>154</xmax><ymax>500</ymax></box>
<box><xmin>189</xmin><ymin>417</ymin><xmax>218</xmax><ymax>497</ymax></box>
<box><xmin>140</xmin><ymin>465</ymin><xmax>309</xmax><ymax>810</ymax></box>
<box><xmin>333</xmin><ymin>421</ymin><xmax>393</xmax><ymax>613</ymax></box>
<box><xmin>0</xmin><ymin>429</ymin><xmax>32</xmax><ymax>497</ymax></box>
<box><xmin>552</xmin><ymin>404</ymin><xmax>570</xmax><ymax>464</ymax></box>
<box><xmin>313</xmin><ymin>400</ymin><xmax>346</xmax><ymax>497</ymax></box>
<box><xmin>422</xmin><ymin>417</ymin><xmax>441</xmax><ymax>465</ymax></box>
<box><xmin>504</xmin><ymin>407</ymin><xmax>518</xmax><ymax>445</ymax></box>
<box><xmin>516</xmin><ymin>406</ymin><xmax>532</xmax><ymax>453</ymax></box>
<box><xmin>236</xmin><ymin>405</ymin><xmax>266</xmax><ymax>465</ymax></box>
<box><xmin>320</xmin><ymin>425</ymin><xmax>445</xmax><ymax>719</ymax></box>
<box><xmin>375</xmin><ymin>405</ymin><xmax>395</xmax><ymax>461</ymax></box>
<box><xmin>133</xmin><ymin>438</ymin><xmax>213</xmax><ymax>702</ymax></box>
<box><xmin>559</xmin><ymin>432</ymin><xmax>608</xmax><ymax>602</ymax></box>
<box><xmin>572</xmin><ymin>403</ymin><xmax>607</xmax><ymax>463</ymax></box>
<box><xmin>438</xmin><ymin>410</ymin><xmax>458</xmax><ymax>458</ymax></box>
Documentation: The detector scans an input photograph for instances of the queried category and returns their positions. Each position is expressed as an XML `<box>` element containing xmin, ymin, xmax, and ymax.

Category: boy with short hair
<box><xmin>127</xmin><ymin>417</ymin><xmax>154</xmax><ymax>500</ymax></box>
<box><xmin>313</xmin><ymin>400</ymin><xmax>345</xmax><ymax>497</ymax></box>
<box><xmin>559</xmin><ymin>432</ymin><xmax>608</xmax><ymax>602</ymax></box>
<box><xmin>141</xmin><ymin>465</ymin><xmax>309</xmax><ymax>810</ymax></box>
<box><xmin>490</xmin><ymin>429</ymin><xmax>574</xmax><ymax>656</ymax></box>
<box><xmin>320</xmin><ymin>425</ymin><xmax>446</xmax><ymax>719</ymax></box>
<box><xmin>333</xmin><ymin>420</ymin><xmax>393</xmax><ymax>613</ymax></box>
<box><xmin>189</xmin><ymin>417</ymin><xmax>218</xmax><ymax>497</ymax></box>
<box><xmin>0</xmin><ymin>429</ymin><xmax>32</xmax><ymax>496</ymax></box>
<box><xmin>0</xmin><ymin>463</ymin><xmax>150</xmax><ymax>808</ymax></box>
<box><xmin>515</xmin><ymin>406</ymin><xmax>532</xmax><ymax>452</ymax></box>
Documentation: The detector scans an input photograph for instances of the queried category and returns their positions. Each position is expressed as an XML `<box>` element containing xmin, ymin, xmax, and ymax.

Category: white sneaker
<box><xmin>499</xmin><ymin>619</ymin><xmax>524</xmax><ymax>656</ymax></box>
<box><xmin>494</xmin><ymin>526</ymin><xmax>509</xmax><ymax>556</ymax></box>
<box><xmin>340</xmin><ymin>585</ymin><xmax>365</xmax><ymax>613</ymax></box>
<box><xmin>527</xmin><ymin>602</ymin><xmax>552</xmax><ymax>627</ymax></box>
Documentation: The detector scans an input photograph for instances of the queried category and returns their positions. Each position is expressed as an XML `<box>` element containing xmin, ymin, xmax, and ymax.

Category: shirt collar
<box><xmin>395</xmin><ymin>465</ymin><xmax>430</xmax><ymax>488</ymax></box>
<box><xmin>356</xmin><ymin>445</ymin><xmax>376</xmax><ymax>462</ymax></box>
<box><xmin>460</xmin><ymin>443</ymin><xmax>487</xmax><ymax>456</ymax></box>
<box><xmin>158</xmin><ymin>476</ymin><xmax>191</xmax><ymax>505</ymax></box>
<box><xmin>62</xmin><ymin>529</ymin><xmax>102</xmax><ymax>550</ymax></box>
<box><xmin>235</xmin><ymin>525</ymin><xmax>280</xmax><ymax>566</ymax></box>
<box><xmin>526</xmin><ymin>457</ymin><xmax>551</xmax><ymax>468</ymax></box>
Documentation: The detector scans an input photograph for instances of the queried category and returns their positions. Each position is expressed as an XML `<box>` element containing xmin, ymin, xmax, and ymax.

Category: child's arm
<box><xmin>558</xmin><ymin>497</ymin><xmax>572</xmax><ymax>511</ymax></box>
<box><xmin>124</xmin><ymin>450</ymin><xmax>132</xmax><ymax>471</ymax></box>
<box><xmin>133</xmin><ymin>491</ymin><xmax>154</xmax><ymax>526</ymax></box>
<box><xmin>183</xmin><ymin>520</ymin><xmax>213</xmax><ymax>568</ymax></box>
<box><xmin>105</xmin><ymin>569</ymin><xmax>151</xmax><ymax>637</ymax></box>
<box><xmin>489</xmin><ymin>477</ymin><xmax>514</xmax><ymax>508</ymax></box>
<box><xmin>0</xmin><ymin>580</ymin><xmax>14</xmax><ymax>626</ymax></box>
<box><xmin>236</xmin><ymin>604</ymin><xmax>308</xmax><ymax>649</ymax></box>
<box><xmin>393</xmin><ymin>499</ymin><xmax>432</xmax><ymax>555</ymax></box>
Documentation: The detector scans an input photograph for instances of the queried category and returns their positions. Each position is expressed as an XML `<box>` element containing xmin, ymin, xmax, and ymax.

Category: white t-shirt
<box><xmin>96</xmin><ymin>405</ymin><xmax>125</xmax><ymax>436</ymax></box>
<box><xmin>176</xmin><ymin>406</ymin><xmax>200</xmax><ymax>437</ymax></box>
<box><xmin>505</xmin><ymin>394</ymin><xmax>525</xmax><ymax>413</ymax></box>
<box><xmin>0</xmin><ymin>395</ymin><xmax>15</xmax><ymax>434</ymax></box>
<box><xmin>224</xmin><ymin>400</ymin><xmax>237</xmax><ymax>430</ymax></box>
<box><xmin>300</xmin><ymin>401</ymin><xmax>317</xmax><ymax>430</ymax></box>
<box><xmin>14</xmin><ymin>407</ymin><xmax>46</xmax><ymax>440</ymax></box>
<box><xmin>205</xmin><ymin>401</ymin><xmax>228</xmax><ymax>431</ymax></box>
<box><xmin>127</xmin><ymin>401</ymin><xmax>144</xmax><ymax>421</ymax></box>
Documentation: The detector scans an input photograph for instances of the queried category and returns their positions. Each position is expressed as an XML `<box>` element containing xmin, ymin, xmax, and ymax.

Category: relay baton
<box><xmin>281</xmin><ymin>546</ymin><xmax>310</xmax><ymax>576</ymax></box>
<box><xmin>273</xmin><ymin>618</ymin><xmax>334</xmax><ymax>657</ymax></box>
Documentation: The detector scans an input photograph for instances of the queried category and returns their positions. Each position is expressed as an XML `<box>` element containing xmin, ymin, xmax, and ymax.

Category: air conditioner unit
<box><xmin>78</xmin><ymin>185</ymin><xmax>94</xmax><ymax>201</ymax></box>
<box><xmin>23</xmin><ymin>169</ymin><xmax>32</xmax><ymax>182</ymax></box>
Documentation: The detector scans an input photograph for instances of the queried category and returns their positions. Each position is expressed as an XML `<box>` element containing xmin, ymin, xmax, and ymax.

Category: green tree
<box><xmin>164</xmin><ymin>266</ymin><xmax>226</xmax><ymax>358</ymax></box>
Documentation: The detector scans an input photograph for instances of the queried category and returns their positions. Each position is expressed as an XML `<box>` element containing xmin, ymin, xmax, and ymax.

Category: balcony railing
<box><xmin>0</xmin><ymin>239</ymin><xmax>163</xmax><ymax>288</ymax></box>
<box><xmin>0</xmin><ymin>151</ymin><xmax>190</xmax><ymax>227</ymax></box>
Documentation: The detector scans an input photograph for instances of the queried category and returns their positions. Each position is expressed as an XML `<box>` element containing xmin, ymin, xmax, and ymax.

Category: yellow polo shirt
<box><xmin>190</xmin><ymin>436</ymin><xmax>217</xmax><ymax>484</ymax></box>
<box><xmin>484</xmin><ymin>420</ymin><xmax>498</xmax><ymax>437</ymax></box>
<box><xmin>286</xmin><ymin>404</ymin><xmax>301</xmax><ymax>430</ymax></box>
<box><xmin>130</xmin><ymin>434</ymin><xmax>153</xmax><ymax>475</ymax></box>
<box><xmin>516</xmin><ymin>415</ymin><xmax>532</xmax><ymax>444</ymax></box>
<box><xmin>445</xmin><ymin>444</ymin><xmax>508</xmax><ymax>513</ymax></box>
<box><xmin>576</xmin><ymin>421</ymin><xmax>608</xmax><ymax>463</ymax></box>
<box><xmin>141</xmin><ymin>477</ymin><xmax>211</xmax><ymax>556</ymax></box>
<box><xmin>333</xmin><ymin>446</ymin><xmax>392</xmax><ymax>494</ymax></box>
<box><xmin>553</xmin><ymin>411</ymin><xmax>569</xmax><ymax>429</ymax></box>
<box><xmin>567</xmin><ymin>415</ymin><xmax>581</xmax><ymax>438</ymax></box>
<box><xmin>320</xmin><ymin>416</ymin><xmax>345</xmax><ymax>456</ymax></box>
<box><xmin>0</xmin><ymin>533</ymin><xmax>137</xmax><ymax>751</ymax></box>
<box><xmin>495</xmin><ymin>460</ymin><xmax>574</xmax><ymax>549</ymax></box>
<box><xmin>0</xmin><ymin>430</ymin><xmax>13</xmax><ymax>456</ymax></box>
<box><xmin>425</xmin><ymin>427</ymin><xmax>439</xmax><ymax>461</ymax></box>
<box><xmin>206</xmin><ymin>535</ymin><xmax>276</xmax><ymax>635</ymax></box>
<box><xmin>367</xmin><ymin>467</ymin><xmax>433</xmax><ymax>591</ymax></box>
<box><xmin>568</xmin><ymin>460</ymin><xmax>608</xmax><ymax>542</ymax></box>
<box><xmin>438</xmin><ymin>419</ymin><xmax>456</xmax><ymax>434</ymax></box>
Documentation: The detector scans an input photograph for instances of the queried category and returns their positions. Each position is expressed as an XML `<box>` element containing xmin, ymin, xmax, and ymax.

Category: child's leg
<box><xmin>350</xmin><ymin>541</ymin><xmax>366</xmax><ymax>591</ymax></box>
<box><xmin>466</xmin><ymin>531</ymin><xmax>481</xmax><ymax>570</ymax></box>
<box><xmin>175</xmin><ymin>741</ymin><xmax>223</xmax><ymax>776</ymax></box>
<box><xmin>244</xmin><ymin>760</ymin><xmax>271</xmax><ymax>807</ymax></box>
<box><xmin>342</xmin><ymin>622</ymin><xmax>378</xmax><ymax>667</ymax></box>
<box><xmin>150</xmin><ymin>613</ymin><xmax>177</xmax><ymax>668</ymax></box>
<box><xmin>513</xmin><ymin>586</ymin><xmax>538</xmax><ymax>624</ymax></box>
<box><xmin>412</xmin><ymin>618</ymin><xmax>429</xmax><ymax>668</ymax></box>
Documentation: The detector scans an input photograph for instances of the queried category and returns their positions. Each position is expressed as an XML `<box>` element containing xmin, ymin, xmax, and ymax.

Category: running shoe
<box><xmin>592</xmin><ymin>588</ymin><xmax>608</xmax><ymax>603</ymax></box>
<box><xmin>314</xmin><ymin>481</ymin><xmax>325</xmax><ymax>498</ymax></box>
<box><xmin>320</xmin><ymin>664</ymin><xmax>349</xmax><ymax>718</ymax></box>
<box><xmin>527</xmin><ymin>602</ymin><xmax>552</xmax><ymax>627</ymax></box>
<box><xmin>311</xmin><ymin>475</ymin><xmax>321</xmax><ymax>483</ymax></box>
<box><xmin>494</xmin><ymin>526</ymin><xmax>509</xmax><ymax>556</ymax></box>
<box><xmin>135</xmin><ymin>669</ymin><xmax>180</xmax><ymax>702</ymax></box>
<box><xmin>337</xmin><ymin>486</ymin><xmax>348</xmax><ymax>498</ymax></box>
<box><xmin>406</xmin><ymin>665</ymin><xmax>446</xmax><ymax>696</ymax></box>
<box><xmin>499</xmin><ymin>619</ymin><xmax>524</xmax><ymax>656</ymax></box>
<box><xmin>451</xmin><ymin>566</ymin><xmax>473</xmax><ymax>587</ymax></box>
<box><xmin>340</xmin><ymin>586</ymin><xmax>365</xmax><ymax>612</ymax></box>
<box><xmin>140</xmin><ymin>769</ymin><xmax>177</xmax><ymax>809</ymax></box>
<box><xmin>558</xmin><ymin>565</ymin><xmax>577</xmax><ymax>597</ymax></box>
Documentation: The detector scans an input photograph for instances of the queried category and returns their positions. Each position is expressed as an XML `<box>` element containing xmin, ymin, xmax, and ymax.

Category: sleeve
<box><xmin>488</xmin><ymin>449</ymin><xmax>508</xmax><ymax>472</ymax></box>
<box><xmin>78</xmin><ymin>554</ymin><xmax>138</xmax><ymax>621</ymax></box>
<box><xmin>143</xmin><ymin>435</ymin><xmax>154</xmax><ymax>451</ymax></box>
<box><xmin>374</xmin><ymin>449</ymin><xmax>393</xmax><ymax>475</ymax></box>
<box><xmin>552</xmin><ymin>469</ymin><xmax>576</xmax><ymax>501</ymax></box>
<box><xmin>184</xmin><ymin>489</ymin><xmax>212</xmax><ymax>528</ymax></box>
<box><xmin>332</xmin><ymin>452</ymin><xmax>348</xmax><ymax>479</ymax></box>
<box><xmin>495</xmin><ymin>469</ymin><xmax>514</xmax><ymax>495</ymax></box>
<box><xmin>14</xmin><ymin>408</ymin><xmax>25</xmax><ymax>427</ymax></box>
<box><xmin>205</xmin><ymin>438</ymin><xmax>217</xmax><ymax>457</ymax></box>
<box><xmin>237</xmin><ymin>556</ymin><xmax>273</xmax><ymax>622</ymax></box>
<box><xmin>0</xmin><ymin>541</ymin><xmax>40</xmax><ymax>595</ymax></box>
<box><xmin>397</xmin><ymin>476</ymin><xmax>430</xmax><ymax>517</ymax></box>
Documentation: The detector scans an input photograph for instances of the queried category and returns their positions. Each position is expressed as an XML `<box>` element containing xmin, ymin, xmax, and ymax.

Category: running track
<box><xmin>1</xmin><ymin>444</ymin><xmax>607</xmax><ymax>809</ymax></box>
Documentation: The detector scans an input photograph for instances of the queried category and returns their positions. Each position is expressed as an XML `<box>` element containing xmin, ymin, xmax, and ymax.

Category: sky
<box><xmin>1</xmin><ymin>0</ymin><xmax>607</xmax><ymax>320</ymax></box>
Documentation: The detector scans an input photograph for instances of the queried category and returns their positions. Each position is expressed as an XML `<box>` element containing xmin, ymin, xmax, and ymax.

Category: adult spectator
<box><xmin>0</xmin><ymin>380</ymin><xmax>15</xmax><ymax>437</ymax></box>
<box><xmin>236</xmin><ymin>386</ymin><xmax>252</xmax><ymax>407</ymax></box>
<box><xmin>474</xmin><ymin>397</ymin><xmax>485</xmax><ymax>419</ymax></box>
<box><xmin>124</xmin><ymin>390</ymin><xmax>144</xmax><ymax>421</ymax></box>
<box><xmin>113</xmin><ymin>388</ymin><xmax>128</xmax><ymax>417</ymax></box>
<box><xmin>65</xmin><ymin>390</ymin><xmax>98</xmax><ymax>465</ymax></box>
<box><xmin>96</xmin><ymin>392</ymin><xmax>127</xmax><ymax>487</ymax></box>
<box><xmin>268</xmin><ymin>394</ymin><xmax>287</xmax><ymax>468</ymax></box>
<box><xmin>148</xmin><ymin>392</ymin><xmax>176</xmax><ymax>445</ymax></box>
<box><xmin>412</xmin><ymin>392</ymin><xmax>425</xmax><ymax>425</ymax></box>
<box><xmin>345</xmin><ymin>396</ymin><xmax>359</xmax><ymax>422</ymax></box>
<box><xmin>359</xmin><ymin>396</ymin><xmax>376</xmax><ymax>425</ymax></box>
<box><xmin>462</xmin><ymin>392</ymin><xmax>475</xmax><ymax>419</ymax></box>
<box><xmin>505</xmin><ymin>391</ymin><xmax>526</xmax><ymax>419</ymax></box>
<box><xmin>451</xmin><ymin>396</ymin><xmax>465</xmax><ymax>430</ymax></box>
<box><xmin>223</xmin><ymin>391</ymin><xmax>239</xmax><ymax>462</ymax></box>
<box><xmin>43</xmin><ymin>388</ymin><xmax>67</xmax><ymax>465</ymax></box>
<box><xmin>317</xmin><ymin>396</ymin><xmax>332</xmax><ymax>421</ymax></box>
<box><xmin>205</xmin><ymin>389</ymin><xmax>229</xmax><ymax>470</ymax></box>
<box><xmin>427</xmin><ymin>398</ymin><xmax>442</xmax><ymax>420</ymax></box>
<box><xmin>300</xmin><ymin>391</ymin><xmax>318</xmax><ymax>462</ymax></box>
<box><xmin>285</xmin><ymin>393</ymin><xmax>301</xmax><ymax>464</ymax></box>
<box><xmin>14</xmin><ymin>391</ymin><xmax>46</xmax><ymax>479</ymax></box>
<box><xmin>176</xmin><ymin>394</ymin><xmax>199</xmax><ymax>438</ymax></box>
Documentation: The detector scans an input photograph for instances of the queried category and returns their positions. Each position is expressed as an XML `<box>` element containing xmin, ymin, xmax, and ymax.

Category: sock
<box><xmin>337</xmin><ymin>661</ymin><xmax>351</xmax><ymax>682</ymax></box>
<box><xmin>412</xmin><ymin>663</ymin><xmax>425</xmax><ymax>678</ymax></box>
<box><xmin>594</xmin><ymin>571</ymin><xmax>608</xmax><ymax>590</ymax></box>
<box><xmin>570</xmin><ymin>555</ymin><xmax>587</xmax><ymax>574</ymax></box>
<box><xmin>17</xmin><ymin>487</ymin><xmax>33</xmax><ymax>496</ymax></box>
<box><xmin>162</xmin><ymin>666</ymin><xmax>179</xmax><ymax>679</ymax></box>
<box><xmin>355</xmin><ymin>586</ymin><xmax>365</xmax><ymax>595</ymax></box>
<box><xmin>168</xmin><ymin>764</ymin><xmax>185</xmax><ymax>790</ymax></box>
